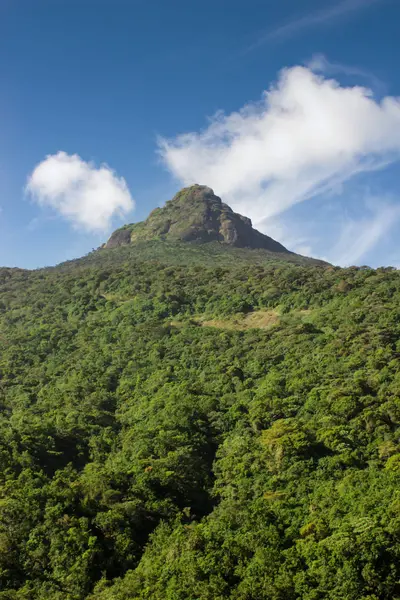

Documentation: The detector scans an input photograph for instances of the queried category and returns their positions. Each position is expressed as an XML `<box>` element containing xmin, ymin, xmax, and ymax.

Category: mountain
<box><xmin>104</xmin><ymin>184</ymin><xmax>289</xmax><ymax>248</ymax></box>
<box><xmin>105</xmin><ymin>184</ymin><xmax>288</xmax><ymax>251</ymax></box>
<box><xmin>100</xmin><ymin>184</ymin><xmax>327</xmax><ymax>268</ymax></box>
<box><xmin>0</xmin><ymin>190</ymin><xmax>400</xmax><ymax>600</ymax></box>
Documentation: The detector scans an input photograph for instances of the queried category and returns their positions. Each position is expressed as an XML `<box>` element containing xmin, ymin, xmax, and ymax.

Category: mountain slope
<box><xmin>105</xmin><ymin>184</ymin><xmax>288</xmax><ymax>251</ymax></box>
<box><xmin>0</xmin><ymin>204</ymin><xmax>399</xmax><ymax>599</ymax></box>
<box><xmin>97</xmin><ymin>184</ymin><xmax>327</xmax><ymax>268</ymax></box>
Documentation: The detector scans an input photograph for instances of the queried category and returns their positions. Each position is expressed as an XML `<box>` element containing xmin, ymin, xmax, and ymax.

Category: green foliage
<box><xmin>0</xmin><ymin>250</ymin><xmax>399</xmax><ymax>598</ymax></box>
<box><xmin>105</xmin><ymin>185</ymin><xmax>295</xmax><ymax>256</ymax></box>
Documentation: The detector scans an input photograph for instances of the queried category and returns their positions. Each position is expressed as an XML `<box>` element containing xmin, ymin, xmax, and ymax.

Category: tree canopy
<box><xmin>0</xmin><ymin>243</ymin><xmax>399</xmax><ymax>599</ymax></box>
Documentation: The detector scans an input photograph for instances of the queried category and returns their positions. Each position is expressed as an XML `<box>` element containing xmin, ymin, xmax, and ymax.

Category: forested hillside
<box><xmin>0</xmin><ymin>241</ymin><xmax>400</xmax><ymax>600</ymax></box>
<box><xmin>0</xmin><ymin>234</ymin><xmax>400</xmax><ymax>599</ymax></box>
<box><xmin>3</xmin><ymin>0</ymin><xmax>400</xmax><ymax>588</ymax></box>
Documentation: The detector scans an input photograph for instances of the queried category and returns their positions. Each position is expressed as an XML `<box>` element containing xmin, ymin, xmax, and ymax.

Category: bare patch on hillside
<box><xmin>201</xmin><ymin>310</ymin><xmax>279</xmax><ymax>331</ymax></box>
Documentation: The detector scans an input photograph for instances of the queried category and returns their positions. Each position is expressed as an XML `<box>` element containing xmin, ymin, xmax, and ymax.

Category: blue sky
<box><xmin>1</xmin><ymin>0</ymin><xmax>400</xmax><ymax>268</ymax></box>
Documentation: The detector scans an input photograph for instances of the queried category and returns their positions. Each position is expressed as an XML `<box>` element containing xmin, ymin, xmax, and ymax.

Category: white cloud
<box><xmin>26</xmin><ymin>152</ymin><xmax>134</xmax><ymax>232</ymax></box>
<box><xmin>330</xmin><ymin>202</ymin><xmax>400</xmax><ymax>266</ymax></box>
<box><xmin>159</xmin><ymin>65</ymin><xmax>400</xmax><ymax>233</ymax></box>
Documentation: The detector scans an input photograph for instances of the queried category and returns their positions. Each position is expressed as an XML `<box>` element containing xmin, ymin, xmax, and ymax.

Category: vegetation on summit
<box><xmin>0</xmin><ymin>189</ymin><xmax>399</xmax><ymax>599</ymax></box>
<box><xmin>106</xmin><ymin>185</ymin><xmax>294</xmax><ymax>256</ymax></box>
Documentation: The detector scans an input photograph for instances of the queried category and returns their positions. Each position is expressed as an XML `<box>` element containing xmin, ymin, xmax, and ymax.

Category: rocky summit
<box><xmin>105</xmin><ymin>184</ymin><xmax>289</xmax><ymax>253</ymax></box>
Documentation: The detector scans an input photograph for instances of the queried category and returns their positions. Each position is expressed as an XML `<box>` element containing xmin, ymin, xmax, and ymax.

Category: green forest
<box><xmin>1</xmin><ymin>241</ymin><xmax>400</xmax><ymax>599</ymax></box>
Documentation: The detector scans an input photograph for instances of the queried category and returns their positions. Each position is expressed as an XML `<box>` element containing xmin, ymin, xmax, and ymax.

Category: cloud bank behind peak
<box><xmin>159</xmin><ymin>65</ymin><xmax>400</xmax><ymax>231</ymax></box>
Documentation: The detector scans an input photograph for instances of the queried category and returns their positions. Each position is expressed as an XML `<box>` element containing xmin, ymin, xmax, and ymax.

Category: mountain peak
<box><xmin>105</xmin><ymin>185</ymin><xmax>289</xmax><ymax>253</ymax></box>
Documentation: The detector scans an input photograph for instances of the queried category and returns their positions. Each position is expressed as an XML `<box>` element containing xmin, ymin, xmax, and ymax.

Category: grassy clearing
<box><xmin>169</xmin><ymin>309</ymin><xmax>318</xmax><ymax>331</ymax></box>
<box><xmin>201</xmin><ymin>310</ymin><xmax>279</xmax><ymax>330</ymax></box>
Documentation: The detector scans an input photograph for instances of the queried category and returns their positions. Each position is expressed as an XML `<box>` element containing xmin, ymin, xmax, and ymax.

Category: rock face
<box><xmin>105</xmin><ymin>184</ymin><xmax>289</xmax><ymax>253</ymax></box>
<box><xmin>104</xmin><ymin>227</ymin><xmax>132</xmax><ymax>249</ymax></box>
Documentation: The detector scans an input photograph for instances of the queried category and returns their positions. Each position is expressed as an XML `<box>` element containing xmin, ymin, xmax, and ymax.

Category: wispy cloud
<box><xmin>330</xmin><ymin>201</ymin><xmax>400</xmax><ymax>265</ymax></box>
<box><xmin>245</xmin><ymin>0</ymin><xmax>383</xmax><ymax>52</ymax></box>
<box><xmin>26</xmin><ymin>152</ymin><xmax>134</xmax><ymax>232</ymax></box>
<box><xmin>308</xmin><ymin>53</ymin><xmax>385</xmax><ymax>93</ymax></box>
